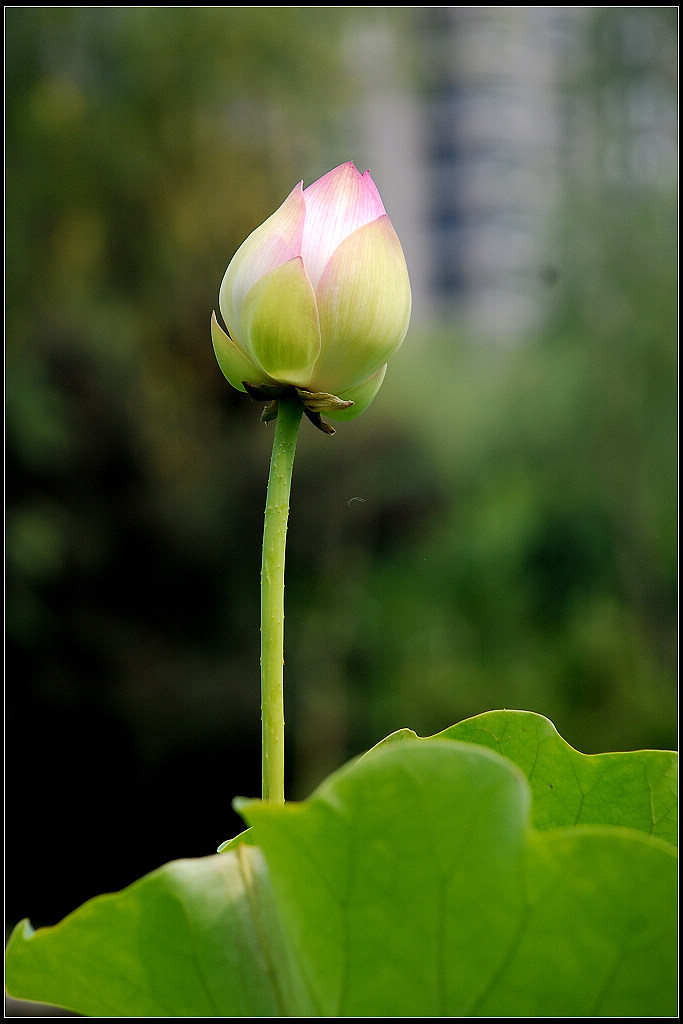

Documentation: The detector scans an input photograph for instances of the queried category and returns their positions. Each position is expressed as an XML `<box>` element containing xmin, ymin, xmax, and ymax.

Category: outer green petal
<box><xmin>311</xmin><ymin>215</ymin><xmax>411</xmax><ymax>393</ymax></box>
<box><xmin>211</xmin><ymin>312</ymin><xmax>271</xmax><ymax>393</ymax></box>
<box><xmin>241</xmin><ymin>257</ymin><xmax>321</xmax><ymax>388</ymax></box>
<box><xmin>325</xmin><ymin>364</ymin><xmax>387</xmax><ymax>421</ymax></box>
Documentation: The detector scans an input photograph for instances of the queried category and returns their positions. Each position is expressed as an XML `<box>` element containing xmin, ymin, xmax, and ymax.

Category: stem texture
<box><xmin>260</xmin><ymin>396</ymin><xmax>303</xmax><ymax>803</ymax></box>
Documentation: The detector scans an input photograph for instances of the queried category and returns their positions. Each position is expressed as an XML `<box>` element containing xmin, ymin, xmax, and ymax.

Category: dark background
<box><xmin>5</xmin><ymin>7</ymin><xmax>677</xmax><ymax>933</ymax></box>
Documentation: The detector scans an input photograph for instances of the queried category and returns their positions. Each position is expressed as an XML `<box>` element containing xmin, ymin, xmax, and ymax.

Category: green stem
<box><xmin>260</xmin><ymin>395</ymin><xmax>304</xmax><ymax>803</ymax></box>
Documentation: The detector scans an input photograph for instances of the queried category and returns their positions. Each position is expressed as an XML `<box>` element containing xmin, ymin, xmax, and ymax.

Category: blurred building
<box><xmin>348</xmin><ymin>6</ymin><xmax>677</xmax><ymax>341</ymax></box>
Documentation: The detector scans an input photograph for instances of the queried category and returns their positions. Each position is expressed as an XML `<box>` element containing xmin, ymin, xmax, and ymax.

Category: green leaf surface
<box><xmin>5</xmin><ymin>846</ymin><xmax>316</xmax><ymax>1018</ymax></box>
<box><xmin>243</xmin><ymin>740</ymin><xmax>676</xmax><ymax>1016</ymax></box>
<box><xmin>373</xmin><ymin>709</ymin><xmax>678</xmax><ymax>846</ymax></box>
<box><xmin>217</xmin><ymin>826</ymin><xmax>255</xmax><ymax>852</ymax></box>
<box><xmin>6</xmin><ymin>731</ymin><xmax>676</xmax><ymax>1017</ymax></box>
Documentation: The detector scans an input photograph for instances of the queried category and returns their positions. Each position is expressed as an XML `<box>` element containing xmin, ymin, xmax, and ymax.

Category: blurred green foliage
<box><xmin>5</xmin><ymin>7</ymin><xmax>676</xmax><ymax>927</ymax></box>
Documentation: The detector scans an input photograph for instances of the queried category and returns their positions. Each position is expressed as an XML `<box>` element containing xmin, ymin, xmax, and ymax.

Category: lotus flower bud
<box><xmin>212</xmin><ymin>162</ymin><xmax>411</xmax><ymax>429</ymax></box>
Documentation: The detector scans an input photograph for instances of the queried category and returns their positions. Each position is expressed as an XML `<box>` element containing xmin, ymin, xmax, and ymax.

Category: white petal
<box><xmin>241</xmin><ymin>257</ymin><xmax>321</xmax><ymax>387</ymax></box>
<box><xmin>219</xmin><ymin>183</ymin><xmax>305</xmax><ymax>347</ymax></box>
<box><xmin>301</xmin><ymin>162</ymin><xmax>386</xmax><ymax>289</ymax></box>
<box><xmin>311</xmin><ymin>216</ymin><xmax>411</xmax><ymax>393</ymax></box>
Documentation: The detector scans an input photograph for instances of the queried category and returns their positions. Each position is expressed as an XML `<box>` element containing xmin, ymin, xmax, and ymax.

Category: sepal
<box><xmin>242</xmin><ymin>382</ymin><xmax>354</xmax><ymax>435</ymax></box>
